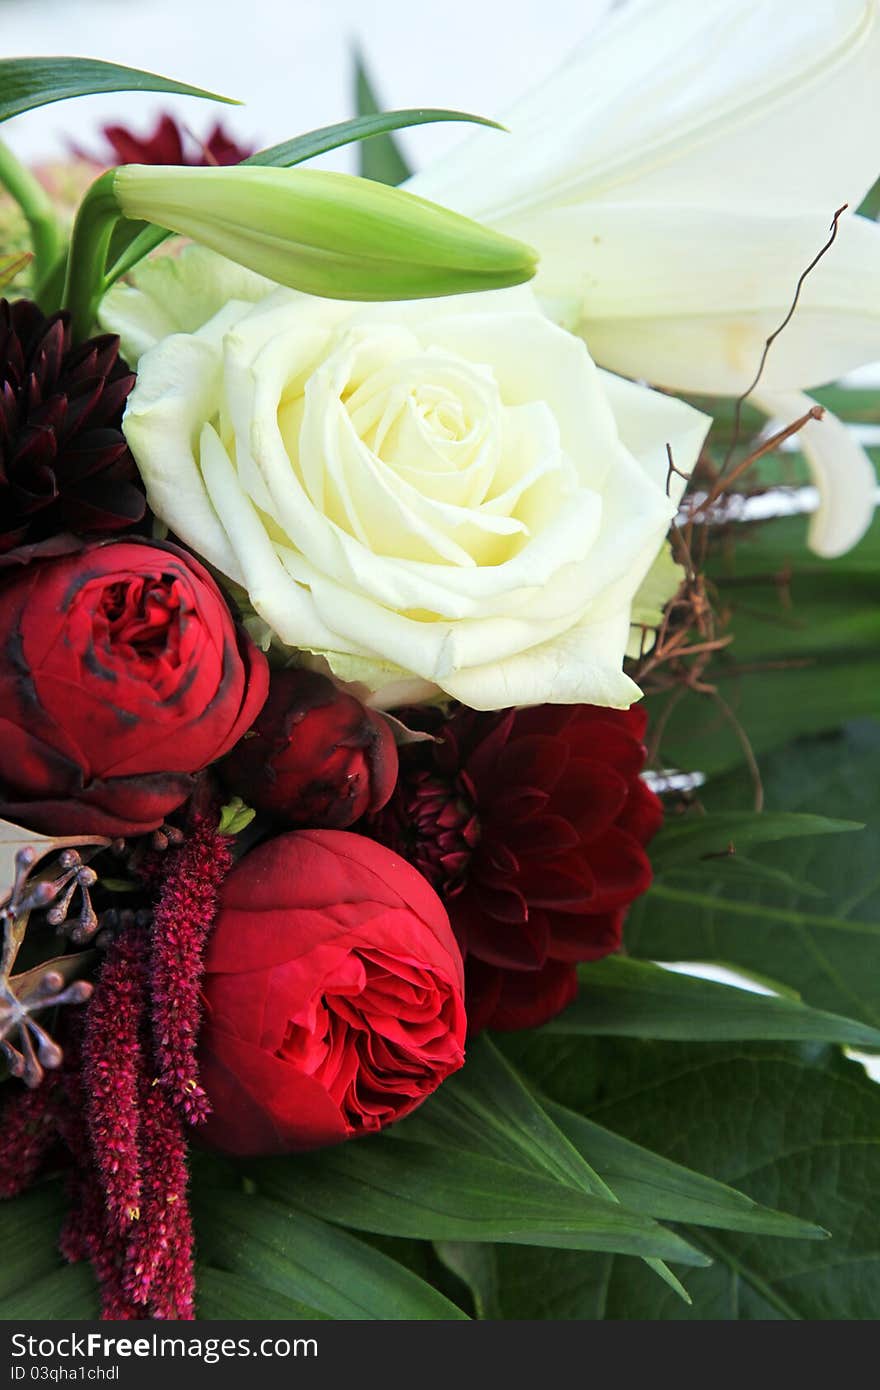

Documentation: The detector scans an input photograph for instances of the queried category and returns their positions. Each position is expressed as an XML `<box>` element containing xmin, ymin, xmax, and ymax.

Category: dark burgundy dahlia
<box><xmin>371</xmin><ymin>703</ymin><xmax>663</xmax><ymax>1033</ymax></box>
<box><xmin>94</xmin><ymin>114</ymin><xmax>253</xmax><ymax>168</ymax></box>
<box><xmin>0</xmin><ymin>299</ymin><xmax>144</xmax><ymax>554</ymax></box>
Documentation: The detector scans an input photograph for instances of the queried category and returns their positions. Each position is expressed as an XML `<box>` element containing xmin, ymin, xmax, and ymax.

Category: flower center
<box><xmin>97</xmin><ymin>575</ymin><xmax>183</xmax><ymax>670</ymax></box>
<box><xmin>374</xmin><ymin>767</ymin><xmax>481</xmax><ymax>897</ymax></box>
<box><xmin>277</xmin><ymin>947</ymin><xmax>464</xmax><ymax>1133</ymax></box>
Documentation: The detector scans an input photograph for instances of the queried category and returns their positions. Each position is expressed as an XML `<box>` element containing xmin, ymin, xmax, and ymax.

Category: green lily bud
<box><xmin>111</xmin><ymin>164</ymin><xmax>537</xmax><ymax>301</ymax></box>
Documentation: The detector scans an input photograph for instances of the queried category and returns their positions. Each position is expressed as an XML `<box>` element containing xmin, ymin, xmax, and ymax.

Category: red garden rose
<box><xmin>372</xmin><ymin>703</ymin><xmax>663</xmax><ymax>1033</ymax></box>
<box><xmin>198</xmin><ymin>830</ymin><xmax>466</xmax><ymax>1155</ymax></box>
<box><xmin>0</xmin><ymin>538</ymin><xmax>268</xmax><ymax>836</ymax></box>
<box><xmin>221</xmin><ymin>668</ymin><xmax>398</xmax><ymax>828</ymax></box>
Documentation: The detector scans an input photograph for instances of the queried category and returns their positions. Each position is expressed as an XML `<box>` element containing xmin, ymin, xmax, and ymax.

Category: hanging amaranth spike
<box><xmin>147</xmin><ymin>814</ymin><xmax>233</xmax><ymax>1124</ymax></box>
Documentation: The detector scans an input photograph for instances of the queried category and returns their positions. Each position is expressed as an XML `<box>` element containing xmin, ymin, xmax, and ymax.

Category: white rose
<box><xmin>121</xmin><ymin>262</ymin><xmax>708</xmax><ymax>710</ymax></box>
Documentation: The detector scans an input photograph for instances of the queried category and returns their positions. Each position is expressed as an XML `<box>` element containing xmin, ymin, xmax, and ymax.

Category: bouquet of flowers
<box><xmin>1</xmin><ymin>0</ymin><xmax>879</xmax><ymax>1323</ymax></box>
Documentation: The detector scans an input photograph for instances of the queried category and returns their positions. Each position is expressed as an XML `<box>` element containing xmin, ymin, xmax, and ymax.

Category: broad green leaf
<box><xmin>105</xmin><ymin>108</ymin><xmax>500</xmax><ymax>286</ymax></box>
<box><xmin>629</xmin><ymin>721</ymin><xmax>880</xmax><ymax>1028</ymax></box>
<box><xmin>498</xmin><ymin>1036</ymin><xmax>880</xmax><ymax>1319</ymax></box>
<box><xmin>647</xmin><ymin>511</ymin><xmax>880</xmax><ymax>775</ymax></box>
<box><xmin>433</xmin><ymin>1243</ymin><xmax>501</xmax><ymax>1319</ymax></box>
<box><xmin>195</xmin><ymin>1265</ymin><xmax>328</xmax><ymax>1321</ymax></box>
<box><xmin>256</xmin><ymin>1141</ymin><xmax>709</xmax><ymax>1266</ymax></box>
<box><xmin>194</xmin><ymin>1189</ymin><xmax>467</xmax><ymax>1320</ymax></box>
<box><xmin>0</xmin><ymin>1264</ymin><xmax>98</xmax><ymax>1320</ymax></box>
<box><xmin>543</xmin><ymin>1100</ymin><xmax>823</xmax><ymax>1239</ymax></box>
<box><xmin>544</xmin><ymin>956</ymin><xmax>880</xmax><ymax>1047</ymax></box>
<box><xmin>0</xmin><ymin>1185</ymin><xmax>67</xmax><ymax>1300</ymax></box>
<box><xmin>354</xmin><ymin>54</ymin><xmax>412</xmax><ymax>186</ymax></box>
<box><xmin>652</xmin><ymin>810</ymin><xmax>858</xmax><ymax>872</ymax></box>
<box><xmin>397</xmin><ymin>1035</ymin><xmax>614</xmax><ymax>1198</ymax></box>
<box><xmin>0</xmin><ymin>57</ymin><xmax>236</xmax><ymax>124</ymax></box>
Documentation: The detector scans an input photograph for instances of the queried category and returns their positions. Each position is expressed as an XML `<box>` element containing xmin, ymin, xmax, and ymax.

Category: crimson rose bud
<box><xmin>198</xmin><ymin>830</ymin><xmax>466</xmax><ymax>1155</ymax></box>
<box><xmin>221</xmin><ymin>669</ymin><xmax>398</xmax><ymax>828</ymax></box>
<box><xmin>0</xmin><ymin>539</ymin><xmax>268</xmax><ymax>836</ymax></box>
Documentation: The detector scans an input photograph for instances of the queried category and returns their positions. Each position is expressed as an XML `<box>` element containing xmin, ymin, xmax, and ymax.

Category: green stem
<box><xmin>61</xmin><ymin>169</ymin><xmax>121</xmax><ymax>341</ymax></box>
<box><xmin>0</xmin><ymin>138</ymin><xmax>64</xmax><ymax>284</ymax></box>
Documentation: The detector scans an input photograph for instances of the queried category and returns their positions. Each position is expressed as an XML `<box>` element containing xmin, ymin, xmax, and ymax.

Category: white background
<box><xmin>1</xmin><ymin>0</ymin><xmax>611</xmax><ymax>168</ymax></box>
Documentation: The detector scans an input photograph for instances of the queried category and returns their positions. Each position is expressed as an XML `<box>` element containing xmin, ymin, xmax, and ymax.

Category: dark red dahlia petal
<box><xmin>516</xmin><ymin>855</ymin><xmax>597</xmax><ymax>912</ymax></box>
<box><xmin>546</xmin><ymin>907</ymin><xmax>625</xmax><ymax>963</ymax></box>
<box><xmin>467</xmin><ymin>957</ymin><xmax>578</xmax><ymax>1033</ymax></box>
<box><xmin>495</xmin><ymin>732</ymin><xmax>569</xmax><ymax>794</ymax></box>
<box><xmin>541</xmin><ymin>757</ymin><xmax>630</xmax><ymax>841</ymax></box>
<box><xmin>455</xmin><ymin>892</ymin><xmax>549</xmax><ymax>969</ymax></box>
<box><xmin>584</xmin><ymin>826</ymin><xmax>654</xmax><ymax>913</ymax></box>
<box><xmin>616</xmin><ymin>776</ymin><xmax>664</xmax><ymax>845</ymax></box>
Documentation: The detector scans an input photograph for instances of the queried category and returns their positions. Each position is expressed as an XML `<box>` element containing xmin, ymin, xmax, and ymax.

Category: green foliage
<box><xmin>353</xmin><ymin>54</ymin><xmax>412</xmax><ymax>186</ymax></box>
<box><xmin>0</xmin><ymin>57</ymin><xmax>236</xmax><ymax>124</ymax></box>
<box><xmin>629</xmin><ymin>721</ymin><xmax>880</xmax><ymax>1029</ymax></box>
<box><xmin>497</xmin><ymin>1036</ymin><xmax>880</xmax><ymax>1319</ymax></box>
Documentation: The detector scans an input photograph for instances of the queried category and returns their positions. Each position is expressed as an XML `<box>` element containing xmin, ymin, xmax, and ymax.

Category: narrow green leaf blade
<box><xmin>499</xmin><ymin>1036</ymin><xmax>880</xmax><ymax>1320</ymax></box>
<box><xmin>354</xmin><ymin>54</ymin><xmax>412</xmax><ymax>186</ymax></box>
<box><xmin>545</xmin><ymin>956</ymin><xmax>880</xmax><ymax>1047</ymax></box>
<box><xmin>195</xmin><ymin>1265</ymin><xmax>329</xmax><ymax>1321</ymax></box>
<box><xmin>194</xmin><ymin>1189</ymin><xmax>467</xmax><ymax>1320</ymax></box>
<box><xmin>543</xmin><ymin>1099</ymin><xmax>824</xmax><ymax>1239</ymax></box>
<box><xmin>652</xmin><ymin>810</ymin><xmax>859</xmax><ymax>872</ymax></box>
<box><xmin>0</xmin><ymin>57</ymin><xmax>237</xmax><ymax>124</ymax></box>
<box><xmin>398</xmin><ymin>1035</ymin><xmax>613</xmax><ymax>1197</ymax></box>
<box><xmin>256</xmin><ymin>1142</ymin><xmax>710</xmax><ymax>1266</ymax></box>
<box><xmin>0</xmin><ymin>1264</ymin><xmax>98</xmax><ymax>1320</ymax></box>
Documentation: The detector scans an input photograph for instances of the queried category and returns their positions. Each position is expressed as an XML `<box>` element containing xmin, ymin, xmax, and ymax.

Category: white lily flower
<box><xmin>407</xmin><ymin>0</ymin><xmax>880</xmax><ymax>556</ymax></box>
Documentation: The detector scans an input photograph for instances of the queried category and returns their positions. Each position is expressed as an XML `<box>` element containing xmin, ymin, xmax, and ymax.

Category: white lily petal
<box><xmin>751</xmin><ymin>389</ymin><xmax>878</xmax><ymax>557</ymax></box>
<box><xmin>409</xmin><ymin>0</ymin><xmax>880</xmax><ymax>220</ymax></box>
<box><xmin>509</xmin><ymin>204</ymin><xmax>880</xmax><ymax>395</ymax></box>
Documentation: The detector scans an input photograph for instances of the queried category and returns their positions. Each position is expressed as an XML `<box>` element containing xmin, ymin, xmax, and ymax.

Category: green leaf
<box><xmin>0</xmin><ymin>57</ymin><xmax>237</xmax><ymax>124</ymax></box>
<box><xmin>194</xmin><ymin>1188</ymin><xmax>467</xmax><ymax>1320</ymax></box>
<box><xmin>433</xmin><ymin>1243</ymin><xmax>501</xmax><ymax>1319</ymax></box>
<box><xmin>652</xmin><ymin>810</ymin><xmax>859</xmax><ymax>872</ymax></box>
<box><xmin>397</xmin><ymin>1035</ymin><xmax>615</xmax><ymax>1198</ymax></box>
<box><xmin>629</xmin><ymin>721</ymin><xmax>880</xmax><ymax>1028</ymax></box>
<box><xmin>255</xmin><ymin>1141</ymin><xmax>709</xmax><ymax>1267</ymax></box>
<box><xmin>543</xmin><ymin>1100</ymin><xmax>824</xmax><ymax>1239</ymax></box>
<box><xmin>195</xmin><ymin>1265</ymin><xmax>328</xmax><ymax>1321</ymax></box>
<box><xmin>0</xmin><ymin>1185</ymin><xmax>66</xmax><ymax>1301</ymax></box>
<box><xmin>0</xmin><ymin>1264</ymin><xmax>99</xmax><ymax>1320</ymax></box>
<box><xmin>0</xmin><ymin>250</ymin><xmax>32</xmax><ymax>291</ymax></box>
<box><xmin>544</xmin><ymin>956</ymin><xmax>880</xmax><ymax>1047</ymax></box>
<box><xmin>497</xmin><ymin>1036</ymin><xmax>880</xmax><ymax>1319</ymax></box>
<box><xmin>354</xmin><ymin>53</ymin><xmax>412</xmax><ymax>186</ymax></box>
<box><xmin>647</xmin><ymin>511</ymin><xmax>880</xmax><ymax>776</ymax></box>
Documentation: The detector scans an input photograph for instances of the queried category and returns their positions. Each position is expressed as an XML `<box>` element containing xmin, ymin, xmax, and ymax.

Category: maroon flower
<box><xmin>87</xmin><ymin>114</ymin><xmax>253</xmax><ymax>168</ymax></box>
<box><xmin>0</xmin><ymin>538</ymin><xmax>268</xmax><ymax>836</ymax></box>
<box><xmin>0</xmin><ymin>299</ymin><xmax>144</xmax><ymax>554</ymax></box>
<box><xmin>221</xmin><ymin>668</ymin><xmax>398</xmax><ymax>829</ymax></box>
<box><xmin>371</xmin><ymin>703</ymin><xmax>663</xmax><ymax>1033</ymax></box>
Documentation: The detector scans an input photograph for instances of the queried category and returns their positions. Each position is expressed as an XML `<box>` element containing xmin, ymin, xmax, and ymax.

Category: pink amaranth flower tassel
<box><xmin>81</xmin><ymin>925</ymin><xmax>148</xmax><ymax>1231</ymax></box>
<box><xmin>149</xmin><ymin>816</ymin><xmax>233</xmax><ymax>1123</ymax></box>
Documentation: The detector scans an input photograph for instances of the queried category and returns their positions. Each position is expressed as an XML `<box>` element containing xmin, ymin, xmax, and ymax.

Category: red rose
<box><xmin>221</xmin><ymin>669</ymin><xmax>398</xmax><ymax>828</ymax></box>
<box><xmin>372</xmin><ymin>703</ymin><xmax>663</xmax><ymax>1033</ymax></box>
<box><xmin>0</xmin><ymin>539</ymin><xmax>268</xmax><ymax>836</ymax></box>
<box><xmin>198</xmin><ymin>830</ymin><xmax>466</xmax><ymax>1155</ymax></box>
